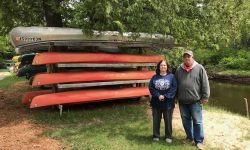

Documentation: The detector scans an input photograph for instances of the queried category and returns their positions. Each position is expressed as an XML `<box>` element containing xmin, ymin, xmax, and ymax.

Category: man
<box><xmin>175</xmin><ymin>50</ymin><xmax>210</xmax><ymax>150</ymax></box>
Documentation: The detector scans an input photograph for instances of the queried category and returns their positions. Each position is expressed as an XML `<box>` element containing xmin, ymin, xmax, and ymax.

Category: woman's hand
<box><xmin>158</xmin><ymin>95</ymin><xmax>164</xmax><ymax>101</ymax></box>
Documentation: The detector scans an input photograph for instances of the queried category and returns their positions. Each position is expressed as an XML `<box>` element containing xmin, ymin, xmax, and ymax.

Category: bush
<box><xmin>164</xmin><ymin>48</ymin><xmax>185</xmax><ymax>72</ymax></box>
<box><xmin>219</xmin><ymin>57</ymin><xmax>248</xmax><ymax>69</ymax></box>
<box><xmin>164</xmin><ymin>48</ymin><xmax>250</xmax><ymax>71</ymax></box>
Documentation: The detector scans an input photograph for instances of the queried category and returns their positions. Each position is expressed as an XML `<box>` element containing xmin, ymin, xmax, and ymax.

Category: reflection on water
<box><xmin>209</xmin><ymin>80</ymin><xmax>250</xmax><ymax>115</ymax></box>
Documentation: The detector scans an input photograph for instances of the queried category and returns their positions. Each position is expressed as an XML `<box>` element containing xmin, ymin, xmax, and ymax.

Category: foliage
<box><xmin>0</xmin><ymin>35</ymin><xmax>14</xmax><ymax>59</ymax></box>
<box><xmin>218</xmin><ymin>50</ymin><xmax>250</xmax><ymax>70</ymax></box>
<box><xmin>193</xmin><ymin>49</ymin><xmax>250</xmax><ymax>70</ymax></box>
<box><xmin>0</xmin><ymin>0</ymin><xmax>75</xmax><ymax>34</ymax></box>
<box><xmin>216</xmin><ymin>70</ymin><xmax>250</xmax><ymax>77</ymax></box>
<box><xmin>0</xmin><ymin>0</ymin><xmax>45</xmax><ymax>34</ymax></box>
<box><xmin>0</xmin><ymin>0</ymin><xmax>250</xmax><ymax>61</ymax></box>
<box><xmin>164</xmin><ymin>48</ymin><xmax>185</xmax><ymax>72</ymax></box>
<box><xmin>70</xmin><ymin>0</ymin><xmax>250</xmax><ymax>49</ymax></box>
<box><xmin>0</xmin><ymin>0</ymin><xmax>75</xmax><ymax>59</ymax></box>
<box><xmin>164</xmin><ymin>48</ymin><xmax>250</xmax><ymax>76</ymax></box>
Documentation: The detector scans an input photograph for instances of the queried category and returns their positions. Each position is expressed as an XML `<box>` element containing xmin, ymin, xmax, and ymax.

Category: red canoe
<box><xmin>22</xmin><ymin>90</ymin><xmax>52</xmax><ymax>104</ymax></box>
<box><xmin>32</xmin><ymin>71</ymin><xmax>155</xmax><ymax>86</ymax></box>
<box><xmin>32</xmin><ymin>52</ymin><xmax>163</xmax><ymax>65</ymax></box>
<box><xmin>30</xmin><ymin>87</ymin><xmax>149</xmax><ymax>108</ymax></box>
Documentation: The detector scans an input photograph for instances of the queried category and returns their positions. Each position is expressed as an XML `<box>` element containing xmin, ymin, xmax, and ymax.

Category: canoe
<box><xmin>32</xmin><ymin>71</ymin><xmax>155</xmax><ymax>86</ymax></box>
<box><xmin>22</xmin><ymin>90</ymin><xmax>52</xmax><ymax>104</ymax></box>
<box><xmin>30</xmin><ymin>87</ymin><xmax>149</xmax><ymax>108</ymax></box>
<box><xmin>32</xmin><ymin>52</ymin><xmax>163</xmax><ymax>65</ymax></box>
<box><xmin>9</xmin><ymin>27</ymin><xmax>174</xmax><ymax>54</ymax></box>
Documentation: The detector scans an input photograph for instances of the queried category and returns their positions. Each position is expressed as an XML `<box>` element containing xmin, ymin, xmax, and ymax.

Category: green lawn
<box><xmin>0</xmin><ymin>69</ymin><xmax>8</xmax><ymax>72</ymax></box>
<box><xmin>0</xmin><ymin>74</ymin><xmax>26</xmax><ymax>89</ymax></box>
<box><xmin>217</xmin><ymin>69</ymin><xmax>250</xmax><ymax>77</ymax></box>
<box><xmin>207</xmin><ymin>67</ymin><xmax>250</xmax><ymax>77</ymax></box>
<box><xmin>2</xmin><ymin>77</ymin><xmax>248</xmax><ymax>149</ymax></box>
<box><xmin>0</xmin><ymin>75</ymin><xmax>196</xmax><ymax>149</ymax></box>
<box><xmin>31</xmin><ymin>101</ymin><xmax>196</xmax><ymax>150</ymax></box>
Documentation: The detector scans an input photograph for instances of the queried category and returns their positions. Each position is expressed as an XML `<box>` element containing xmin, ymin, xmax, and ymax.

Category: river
<box><xmin>209</xmin><ymin>80</ymin><xmax>250</xmax><ymax>116</ymax></box>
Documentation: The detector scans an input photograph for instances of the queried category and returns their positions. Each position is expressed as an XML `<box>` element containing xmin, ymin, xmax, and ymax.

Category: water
<box><xmin>209</xmin><ymin>80</ymin><xmax>250</xmax><ymax>116</ymax></box>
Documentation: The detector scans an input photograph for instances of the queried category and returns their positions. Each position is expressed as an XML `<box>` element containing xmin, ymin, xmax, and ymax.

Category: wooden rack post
<box><xmin>243</xmin><ymin>98</ymin><xmax>249</xmax><ymax>119</ymax></box>
<box><xmin>48</xmin><ymin>43</ymin><xmax>61</xmax><ymax>115</ymax></box>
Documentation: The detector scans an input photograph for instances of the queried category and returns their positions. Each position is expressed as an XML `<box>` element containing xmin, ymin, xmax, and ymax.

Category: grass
<box><xmin>31</xmin><ymin>101</ymin><xmax>196</xmax><ymax>150</ymax></box>
<box><xmin>0</xmin><ymin>69</ymin><xmax>8</xmax><ymax>72</ymax></box>
<box><xmin>3</xmin><ymin>76</ymin><xmax>248</xmax><ymax>149</ymax></box>
<box><xmin>203</xmin><ymin>105</ymin><xmax>232</xmax><ymax>114</ymax></box>
<box><xmin>217</xmin><ymin>69</ymin><xmax>250</xmax><ymax>77</ymax></box>
<box><xmin>207</xmin><ymin>66</ymin><xmax>250</xmax><ymax>77</ymax></box>
<box><xmin>0</xmin><ymin>74</ymin><xmax>26</xmax><ymax>89</ymax></box>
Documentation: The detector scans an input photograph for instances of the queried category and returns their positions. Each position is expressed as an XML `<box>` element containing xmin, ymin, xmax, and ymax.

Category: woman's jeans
<box><xmin>179</xmin><ymin>102</ymin><xmax>204</xmax><ymax>144</ymax></box>
<box><xmin>152</xmin><ymin>108</ymin><xmax>174</xmax><ymax>139</ymax></box>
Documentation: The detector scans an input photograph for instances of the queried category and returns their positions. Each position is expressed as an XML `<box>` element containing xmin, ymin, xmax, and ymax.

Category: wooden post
<box><xmin>48</xmin><ymin>43</ymin><xmax>61</xmax><ymax>115</ymax></box>
<box><xmin>48</xmin><ymin>43</ymin><xmax>58</xmax><ymax>93</ymax></box>
<box><xmin>58</xmin><ymin>105</ymin><xmax>63</xmax><ymax>116</ymax></box>
<box><xmin>243</xmin><ymin>98</ymin><xmax>249</xmax><ymax>119</ymax></box>
<box><xmin>137</xmin><ymin>48</ymin><xmax>143</xmax><ymax>87</ymax></box>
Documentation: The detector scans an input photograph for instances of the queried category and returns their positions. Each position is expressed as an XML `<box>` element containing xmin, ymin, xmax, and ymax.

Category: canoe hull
<box><xmin>22</xmin><ymin>90</ymin><xmax>52</xmax><ymax>104</ymax></box>
<box><xmin>32</xmin><ymin>71</ymin><xmax>155</xmax><ymax>86</ymax></box>
<box><xmin>10</xmin><ymin>27</ymin><xmax>174</xmax><ymax>54</ymax></box>
<box><xmin>30</xmin><ymin>87</ymin><xmax>149</xmax><ymax>108</ymax></box>
<box><xmin>32</xmin><ymin>52</ymin><xmax>163</xmax><ymax>65</ymax></box>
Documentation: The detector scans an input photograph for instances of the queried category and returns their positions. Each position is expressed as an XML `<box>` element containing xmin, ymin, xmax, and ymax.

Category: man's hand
<box><xmin>159</xmin><ymin>95</ymin><xmax>165</xmax><ymax>101</ymax></box>
<box><xmin>174</xmin><ymin>98</ymin><xmax>178</xmax><ymax>104</ymax></box>
<box><xmin>201</xmin><ymin>99</ymin><xmax>208</xmax><ymax>104</ymax></box>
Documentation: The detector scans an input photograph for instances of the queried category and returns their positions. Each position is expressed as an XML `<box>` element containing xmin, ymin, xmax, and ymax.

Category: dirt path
<box><xmin>171</xmin><ymin>106</ymin><xmax>250</xmax><ymax>150</ymax></box>
<box><xmin>0</xmin><ymin>81</ymin><xmax>63</xmax><ymax>150</ymax></box>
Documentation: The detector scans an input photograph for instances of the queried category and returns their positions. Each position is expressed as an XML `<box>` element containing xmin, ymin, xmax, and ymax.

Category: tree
<box><xmin>0</xmin><ymin>0</ymin><xmax>249</xmax><ymax>60</ymax></box>
<box><xmin>0</xmin><ymin>0</ymin><xmax>74</xmax><ymax>34</ymax></box>
<box><xmin>0</xmin><ymin>0</ymin><xmax>74</xmax><ymax>59</ymax></box>
<box><xmin>71</xmin><ymin>0</ymin><xmax>250</xmax><ymax>50</ymax></box>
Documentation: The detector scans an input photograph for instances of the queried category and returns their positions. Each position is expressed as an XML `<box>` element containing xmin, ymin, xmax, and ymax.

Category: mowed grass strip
<box><xmin>0</xmin><ymin>74</ymin><xmax>26</xmax><ymax>89</ymax></box>
<box><xmin>32</xmin><ymin>100</ymin><xmax>196</xmax><ymax>150</ymax></box>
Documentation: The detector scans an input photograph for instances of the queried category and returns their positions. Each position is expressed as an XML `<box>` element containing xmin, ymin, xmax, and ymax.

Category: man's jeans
<box><xmin>179</xmin><ymin>102</ymin><xmax>204</xmax><ymax>144</ymax></box>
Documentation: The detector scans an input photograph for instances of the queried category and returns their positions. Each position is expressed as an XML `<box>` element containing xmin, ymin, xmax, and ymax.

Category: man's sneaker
<box><xmin>165</xmin><ymin>138</ymin><xmax>172</xmax><ymax>143</ymax></box>
<box><xmin>196</xmin><ymin>143</ymin><xmax>204</xmax><ymax>150</ymax></box>
<box><xmin>183</xmin><ymin>138</ymin><xmax>194</xmax><ymax>144</ymax></box>
<box><xmin>153</xmin><ymin>137</ymin><xmax>160</xmax><ymax>141</ymax></box>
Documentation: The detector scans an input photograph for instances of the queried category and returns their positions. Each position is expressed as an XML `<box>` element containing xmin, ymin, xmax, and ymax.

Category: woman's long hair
<box><xmin>155</xmin><ymin>60</ymin><xmax>171</xmax><ymax>75</ymax></box>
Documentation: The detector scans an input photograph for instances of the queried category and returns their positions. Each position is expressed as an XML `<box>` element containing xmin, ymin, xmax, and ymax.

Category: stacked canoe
<box><xmin>10</xmin><ymin>27</ymin><xmax>174</xmax><ymax>109</ymax></box>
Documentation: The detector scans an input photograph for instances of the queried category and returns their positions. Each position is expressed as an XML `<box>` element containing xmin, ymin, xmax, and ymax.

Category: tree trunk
<box><xmin>42</xmin><ymin>0</ymin><xmax>63</xmax><ymax>27</ymax></box>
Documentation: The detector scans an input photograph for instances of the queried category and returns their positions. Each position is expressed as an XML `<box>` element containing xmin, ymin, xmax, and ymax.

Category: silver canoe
<box><xmin>10</xmin><ymin>27</ymin><xmax>175</xmax><ymax>54</ymax></box>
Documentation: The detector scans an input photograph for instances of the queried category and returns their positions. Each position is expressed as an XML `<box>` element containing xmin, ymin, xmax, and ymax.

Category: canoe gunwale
<box><xmin>15</xmin><ymin>40</ymin><xmax>175</xmax><ymax>54</ymax></box>
<box><xmin>57</xmin><ymin>79</ymin><xmax>150</xmax><ymax>89</ymax></box>
<box><xmin>56</xmin><ymin>63</ymin><xmax>157</xmax><ymax>68</ymax></box>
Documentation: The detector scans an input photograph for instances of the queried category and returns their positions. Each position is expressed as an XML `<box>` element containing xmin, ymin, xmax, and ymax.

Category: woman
<box><xmin>149</xmin><ymin>60</ymin><xmax>177</xmax><ymax>143</ymax></box>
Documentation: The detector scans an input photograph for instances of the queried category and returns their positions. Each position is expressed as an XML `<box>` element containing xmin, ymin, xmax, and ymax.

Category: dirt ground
<box><xmin>171</xmin><ymin>108</ymin><xmax>250</xmax><ymax>150</ymax></box>
<box><xmin>0</xmin><ymin>81</ymin><xmax>63</xmax><ymax>150</ymax></box>
<box><xmin>1</xmin><ymin>81</ymin><xmax>250</xmax><ymax>150</ymax></box>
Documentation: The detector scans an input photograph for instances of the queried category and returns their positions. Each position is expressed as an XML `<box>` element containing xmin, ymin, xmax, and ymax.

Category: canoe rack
<box><xmin>11</xmin><ymin>28</ymin><xmax>175</xmax><ymax>115</ymax></box>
